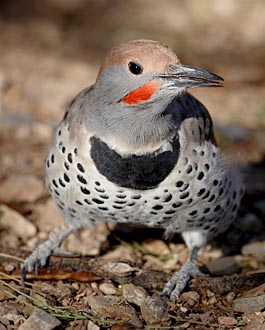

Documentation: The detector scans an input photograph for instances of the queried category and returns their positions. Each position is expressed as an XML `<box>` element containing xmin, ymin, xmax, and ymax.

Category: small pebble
<box><xmin>0</xmin><ymin>205</ymin><xmax>37</xmax><ymax>238</ymax></box>
<box><xmin>208</xmin><ymin>296</ymin><xmax>217</xmax><ymax>304</ymax></box>
<box><xmin>122</xmin><ymin>283</ymin><xmax>147</xmax><ymax>307</ymax></box>
<box><xmin>218</xmin><ymin>316</ymin><xmax>237</xmax><ymax>326</ymax></box>
<box><xmin>141</xmin><ymin>295</ymin><xmax>167</xmax><ymax>325</ymax></box>
<box><xmin>99</xmin><ymin>282</ymin><xmax>117</xmax><ymax>295</ymax></box>
<box><xmin>87</xmin><ymin>320</ymin><xmax>100</xmax><ymax>330</ymax></box>
<box><xmin>233</xmin><ymin>295</ymin><xmax>265</xmax><ymax>313</ymax></box>
<box><xmin>71</xmin><ymin>283</ymin><xmax>79</xmax><ymax>290</ymax></box>
<box><xmin>206</xmin><ymin>290</ymin><xmax>215</xmax><ymax>297</ymax></box>
<box><xmin>206</xmin><ymin>256</ymin><xmax>240</xmax><ymax>275</ymax></box>
<box><xmin>181</xmin><ymin>291</ymin><xmax>200</xmax><ymax>306</ymax></box>
<box><xmin>226</xmin><ymin>292</ymin><xmax>236</xmax><ymax>304</ymax></box>
<box><xmin>3</xmin><ymin>263</ymin><xmax>15</xmax><ymax>272</ymax></box>
<box><xmin>18</xmin><ymin>308</ymin><xmax>61</xmax><ymax>330</ymax></box>
<box><xmin>241</xmin><ymin>241</ymin><xmax>265</xmax><ymax>259</ymax></box>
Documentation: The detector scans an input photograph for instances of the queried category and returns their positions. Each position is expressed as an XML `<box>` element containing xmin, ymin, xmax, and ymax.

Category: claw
<box><xmin>21</xmin><ymin>266</ymin><xmax>27</xmax><ymax>287</ymax></box>
<box><xmin>34</xmin><ymin>262</ymin><xmax>39</xmax><ymax>277</ymax></box>
<box><xmin>20</xmin><ymin>225</ymin><xmax>75</xmax><ymax>285</ymax></box>
<box><xmin>161</xmin><ymin>246</ymin><xmax>204</xmax><ymax>302</ymax></box>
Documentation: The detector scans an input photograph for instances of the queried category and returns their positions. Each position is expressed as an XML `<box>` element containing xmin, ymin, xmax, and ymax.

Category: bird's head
<box><xmin>86</xmin><ymin>39</ymin><xmax>223</xmax><ymax>150</ymax></box>
<box><xmin>95</xmin><ymin>39</ymin><xmax>223</xmax><ymax>106</ymax></box>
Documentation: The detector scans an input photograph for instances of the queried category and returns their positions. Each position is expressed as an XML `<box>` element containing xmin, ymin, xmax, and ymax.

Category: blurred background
<box><xmin>0</xmin><ymin>0</ymin><xmax>264</xmax><ymax>250</ymax></box>
<box><xmin>0</xmin><ymin>0</ymin><xmax>265</xmax><ymax>177</ymax></box>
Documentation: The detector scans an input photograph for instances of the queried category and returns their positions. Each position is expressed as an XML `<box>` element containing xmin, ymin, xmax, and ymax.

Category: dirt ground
<box><xmin>0</xmin><ymin>1</ymin><xmax>265</xmax><ymax>329</ymax></box>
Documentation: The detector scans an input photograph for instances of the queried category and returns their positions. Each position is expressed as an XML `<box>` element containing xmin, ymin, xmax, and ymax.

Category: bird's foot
<box><xmin>21</xmin><ymin>239</ymin><xmax>57</xmax><ymax>284</ymax></box>
<box><xmin>21</xmin><ymin>225</ymin><xmax>74</xmax><ymax>285</ymax></box>
<box><xmin>162</xmin><ymin>259</ymin><xmax>203</xmax><ymax>302</ymax></box>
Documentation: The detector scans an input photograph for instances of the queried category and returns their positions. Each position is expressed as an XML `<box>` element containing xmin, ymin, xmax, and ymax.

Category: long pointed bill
<box><xmin>156</xmin><ymin>64</ymin><xmax>224</xmax><ymax>88</ymax></box>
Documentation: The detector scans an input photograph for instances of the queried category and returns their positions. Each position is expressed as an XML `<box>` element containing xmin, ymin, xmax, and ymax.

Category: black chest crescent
<box><xmin>90</xmin><ymin>136</ymin><xmax>180</xmax><ymax>190</ymax></box>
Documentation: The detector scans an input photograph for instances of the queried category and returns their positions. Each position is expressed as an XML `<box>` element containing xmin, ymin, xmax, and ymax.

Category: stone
<box><xmin>18</xmin><ymin>308</ymin><xmax>61</xmax><ymax>330</ymax></box>
<box><xmin>181</xmin><ymin>291</ymin><xmax>200</xmax><ymax>306</ymax></box>
<box><xmin>0</xmin><ymin>205</ymin><xmax>36</xmax><ymax>238</ymax></box>
<box><xmin>206</xmin><ymin>256</ymin><xmax>241</xmax><ymax>275</ymax></box>
<box><xmin>242</xmin><ymin>241</ymin><xmax>265</xmax><ymax>259</ymax></box>
<box><xmin>218</xmin><ymin>316</ymin><xmax>237</xmax><ymax>326</ymax></box>
<box><xmin>87</xmin><ymin>295</ymin><xmax>142</xmax><ymax>328</ymax></box>
<box><xmin>140</xmin><ymin>295</ymin><xmax>167</xmax><ymax>325</ymax></box>
<box><xmin>0</xmin><ymin>175</ymin><xmax>46</xmax><ymax>203</ymax></box>
<box><xmin>122</xmin><ymin>283</ymin><xmax>147</xmax><ymax>307</ymax></box>
<box><xmin>233</xmin><ymin>295</ymin><xmax>265</xmax><ymax>313</ymax></box>
<box><xmin>98</xmin><ymin>282</ymin><xmax>117</xmax><ymax>295</ymax></box>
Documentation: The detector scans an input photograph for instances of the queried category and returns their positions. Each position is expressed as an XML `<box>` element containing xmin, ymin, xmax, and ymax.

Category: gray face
<box><xmin>96</xmin><ymin>64</ymin><xmax>154</xmax><ymax>104</ymax></box>
<box><xmin>83</xmin><ymin>63</ymin><xmax>179</xmax><ymax>149</ymax></box>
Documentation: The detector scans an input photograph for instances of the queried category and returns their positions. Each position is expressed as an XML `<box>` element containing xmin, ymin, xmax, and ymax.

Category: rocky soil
<box><xmin>0</xmin><ymin>1</ymin><xmax>264</xmax><ymax>329</ymax></box>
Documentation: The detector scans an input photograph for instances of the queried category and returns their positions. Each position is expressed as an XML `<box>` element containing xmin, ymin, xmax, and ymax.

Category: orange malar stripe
<box><xmin>123</xmin><ymin>82</ymin><xmax>159</xmax><ymax>105</ymax></box>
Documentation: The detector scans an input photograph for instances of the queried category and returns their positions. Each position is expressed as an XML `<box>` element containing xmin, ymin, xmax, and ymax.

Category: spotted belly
<box><xmin>45</xmin><ymin>133</ymin><xmax>243</xmax><ymax>239</ymax></box>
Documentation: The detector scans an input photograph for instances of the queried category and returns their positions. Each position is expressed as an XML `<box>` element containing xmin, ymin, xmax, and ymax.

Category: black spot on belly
<box><xmin>202</xmin><ymin>190</ymin><xmax>210</xmax><ymax>199</ymax></box>
<box><xmin>92</xmin><ymin>198</ymin><xmax>104</xmax><ymax>205</ymax></box>
<box><xmin>186</xmin><ymin>164</ymin><xmax>193</xmax><ymax>174</ymax></box>
<box><xmin>114</xmin><ymin>200</ymin><xmax>127</xmax><ymax>204</ymax></box>
<box><xmin>67</xmin><ymin>153</ymin><xmax>73</xmax><ymax>163</ymax></box>
<box><xmin>52</xmin><ymin>179</ymin><xmax>58</xmax><ymax>188</ymax></box>
<box><xmin>172</xmin><ymin>202</ymin><xmax>182</xmax><ymax>208</ymax></box>
<box><xmin>197</xmin><ymin>171</ymin><xmax>204</xmax><ymax>180</ymax></box>
<box><xmin>95</xmin><ymin>187</ymin><xmax>105</xmax><ymax>193</ymax></box>
<box><xmin>64</xmin><ymin>173</ymin><xmax>70</xmax><ymax>182</ymax></box>
<box><xmin>81</xmin><ymin>187</ymin><xmax>90</xmax><ymax>195</ymax></box>
<box><xmin>197</xmin><ymin>188</ymin><xmax>205</xmax><ymax>196</ymax></box>
<box><xmin>90</xmin><ymin>135</ymin><xmax>180</xmax><ymax>190</ymax></box>
<box><xmin>131</xmin><ymin>194</ymin><xmax>141</xmax><ymax>200</ymax></box>
<box><xmin>189</xmin><ymin>210</ymin><xmax>198</xmax><ymax>216</ymax></box>
<box><xmin>99</xmin><ymin>194</ymin><xmax>109</xmax><ymax>199</ymax></box>
<box><xmin>116</xmin><ymin>194</ymin><xmax>126</xmax><ymax>199</ymax></box>
<box><xmin>59</xmin><ymin>178</ymin><xmax>66</xmax><ymax>188</ymax></box>
<box><xmin>153</xmin><ymin>204</ymin><xmax>163</xmax><ymax>210</ymax></box>
<box><xmin>98</xmin><ymin>206</ymin><xmax>108</xmax><ymax>211</ymax></box>
<box><xmin>162</xmin><ymin>194</ymin><xmax>172</xmax><ymax>202</ymax></box>
<box><xmin>180</xmin><ymin>191</ymin><xmax>189</xmax><ymax>199</ymax></box>
<box><xmin>77</xmin><ymin>175</ymin><xmax>87</xmax><ymax>184</ymax></box>
<box><xmin>164</xmin><ymin>209</ymin><xmax>176</xmax><ymax>215</ymax></box>
<box><xmin>77</xmin><ymin>163</ymin><xmax>85</xmax><ymax>173</ymax></box>
<box><xmin>113</xmin><ymin>205</ymin><xmax>123</xmax><ymax>209</ymax></box>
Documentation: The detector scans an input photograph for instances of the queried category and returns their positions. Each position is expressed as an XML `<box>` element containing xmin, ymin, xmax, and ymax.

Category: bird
<box><xmin>22</xmin><ymin>39</ymin><xmax>243</xmax><ymax>301</ymax></box>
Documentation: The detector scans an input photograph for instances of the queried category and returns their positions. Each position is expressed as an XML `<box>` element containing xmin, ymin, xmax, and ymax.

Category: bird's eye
<box><xmin>128</xmin><ymin>61</ymin><xmax>143</xmax><ymax>75</ymax></box>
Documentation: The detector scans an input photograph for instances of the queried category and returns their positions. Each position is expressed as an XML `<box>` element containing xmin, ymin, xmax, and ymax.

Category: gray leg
<box><xmin>162</xmin><ymin>246</ymin><xmax>203</xmax><ymax>302</ymax></box>
<box><xmin>21</xmin><ymin>224</ymin><xmax>76</xmax><ymax>285</ymax></box>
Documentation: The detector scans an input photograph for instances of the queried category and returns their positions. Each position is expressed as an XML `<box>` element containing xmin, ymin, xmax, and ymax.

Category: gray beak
<box><xmin>156</xmin><ymin>64</ymin><xmax>224</xmax><ymax>88</ymax></box>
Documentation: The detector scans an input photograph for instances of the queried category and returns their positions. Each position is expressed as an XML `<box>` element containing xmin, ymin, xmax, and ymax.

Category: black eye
<box><xmin>128</xmin><ymin>61</ymin><xmax>143</xmax><ymax>75</ymax></box>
